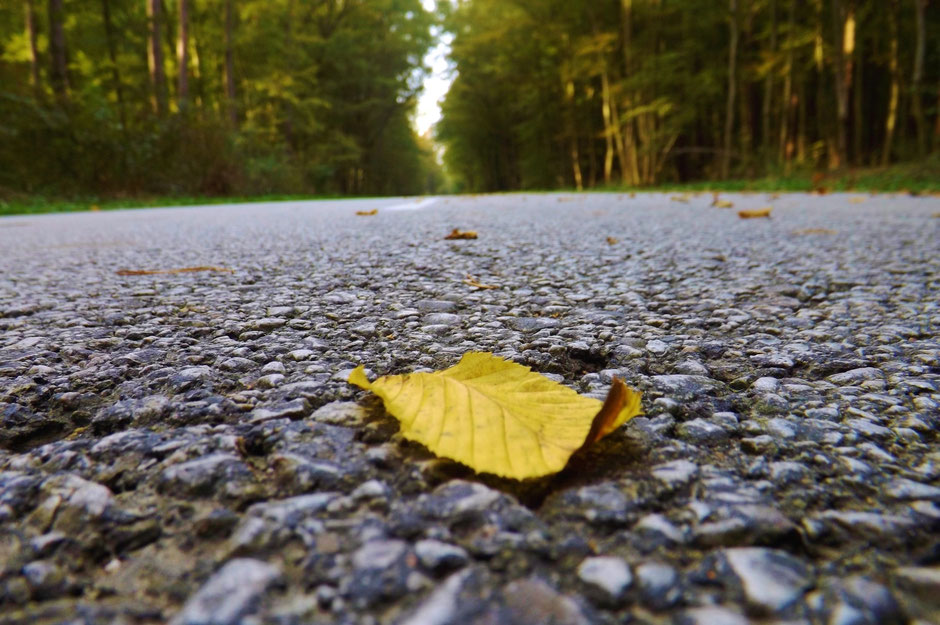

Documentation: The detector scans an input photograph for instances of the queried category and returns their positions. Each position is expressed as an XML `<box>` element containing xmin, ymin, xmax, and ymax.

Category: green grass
<box><xmin>0</xmin><ymin>193</ymin><xmax>350</xmax><ymax>217</ymax></box>
<box><xmin>621</xmin><ymin>159</ymin><xmax>940</xmax><ymax>194</ymax></box>
<box><xmin>3</xmin><ymin>160</ymin><xmax>937</xmax><ymax>217</ymax></box>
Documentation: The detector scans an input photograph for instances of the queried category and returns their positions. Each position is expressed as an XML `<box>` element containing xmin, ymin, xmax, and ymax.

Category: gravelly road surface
<box><xmin>1</xmin><ymin>192</ymin><xmax>938</xmax><ymax>625</ymax></box>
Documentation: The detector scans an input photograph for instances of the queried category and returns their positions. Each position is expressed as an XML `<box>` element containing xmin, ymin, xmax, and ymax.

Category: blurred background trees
<box><xmin>438</xmin><ymin>0</ymin><xmax>940</xmax><ymax>192</ymax></box>
<box><xmin>0</xmin><ymin>0</ymin><xmax>439</xmax><ymax>199</ymax></box>
<box><xmin>1</xmin><ymin>0</ymin><xmax>937</xmax><ymax>200</ymax></box>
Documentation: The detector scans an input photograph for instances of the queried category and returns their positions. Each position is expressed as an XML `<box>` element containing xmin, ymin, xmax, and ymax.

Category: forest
<box><xmin>0</xmin><ymin>1</ymin><xmax>937</xmax><ymax>201</ymax></box>
<box><xmin>438</xmin><ymin>0</ymin><xmax>940</xmax><ymax>192</ymax></box>
<box><xmin>0</xmin><ymin>0</ymin><xmax>441</xmax><ymax>199</ymax></box>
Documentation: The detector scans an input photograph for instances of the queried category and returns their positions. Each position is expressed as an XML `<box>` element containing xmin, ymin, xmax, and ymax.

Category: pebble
<box><xmin>169</xmin><ymin>558</ymin><xmax>281</xmax><ymax>625</ymax></box>
<box><xmin>577</xmin><ymin>556</ymin><xmax>632</xmax><ymax>604</ymax></box>
<box><xmin>722</xmin><ymin>547</ymin><xmax>813</xmax><ymax>613</ymax></box>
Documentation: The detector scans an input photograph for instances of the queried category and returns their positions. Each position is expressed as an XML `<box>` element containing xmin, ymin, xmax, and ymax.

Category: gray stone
<box><xmin>828</xmin><ymin>368</ymin><xmax>884</xmax><ymax>385</ymax></box>
<box><xmin>885</xmin><ymin>478</ymin><xmax>940</xmax><ymax>501</ymax></box>
<box><xmin>414</xmin><ymin>539</ymin><xmax>469</xmax><ymax>573</ymax></box>
<box><xmin>577</xmin><ymin>556</ymin><xmax>632</xmax><ymax>603</ymax></box>
<box><xmin>677</xmin><ymin>418</ymin><xmax>730</xmax><ymax>444</ymax></box>
<box><xmin>169</xmin><ymin>558</ymin><xmax>281</xmax><ymax>625</ymax></box>
<box><xmin>503</xmin><ymin>577</ymin><xmax>590</xmax><ymax>625</ymax></box>
<box><xmin>675</xmin><ymin>606</ymin><xmax>750</xmax><ymax>625</ymax></box>
<box><xmin>634</xmin><ymin>561</ymin><xmax>679</xmax><ymax>610</ymax></box>
<box><xmin>723</xmin><ymin>547</ymin><xmax>813</xmax><ymax>613</ymax></box>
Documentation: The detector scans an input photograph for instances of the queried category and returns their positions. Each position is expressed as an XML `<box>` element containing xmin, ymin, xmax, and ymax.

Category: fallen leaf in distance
<box><xmin>738</xmin><ymin>207</ymin><xmax>772</xmax><ymax>219</ymax></box>
<box><xmin>670</xmin><ymin>194</ymin><xmax>691</xmax><ymax>203</ymax></box>
<box><xmin>712</xmin><ymin>199</ymin><xmax>734</xmax><ymax>209</ymax></box>
<box><xmin>356</xmin><ymin>209</ymin><xmax>378</xmax><ymax>216</ymax></box>
<box><xmin>848</xmin><ymin>196</ymin><xmax>867</xmax><ymax>204</ymax></box>
<box><xmin>463</xmin><ymin>274</ymin><xmax>498</xmax><ymax>289</ymax></box>
<box><xmin>606</xmin><ymin>236</ymin><xmax>619</xmax><ymax>245</ymax></box>
<box><xmin>445</xmin><ymin>228</ymin><xmax>478</xmax><ymax>240</ymax></box>
<box><xmin>348</xmin><ymin>352</ymin><xmax>643</xmax><ymax>480</ymax></box>
<box><xmin>793</xmin><ymin>228</ymin><xmax>836</xmax><ymax>235</ymax></box>
<box><xmin>116</xmin><ymin>266</ymin><xmax>234</xmax><ymax>276</ymax></box>
<box><xmin>90</xmin><ymin>204</ymin><xmax>101</xmax><ymax>212</ymax></box>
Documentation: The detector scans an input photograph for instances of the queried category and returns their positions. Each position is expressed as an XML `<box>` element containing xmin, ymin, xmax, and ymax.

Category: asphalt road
<box><xmin>0</xmin><ymin>192</ymin><xmax>938</xmax><ymax>625</ymax></box>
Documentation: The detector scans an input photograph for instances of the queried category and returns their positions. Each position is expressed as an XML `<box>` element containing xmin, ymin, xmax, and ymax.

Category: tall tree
<box><xmin>47</xmin><ymin>0</ymin><xmax>69</xmax><ymax>106</ymax></box>
<box><xmin>100</xmin><ymin>0</ymin><xmax>128</xmax><ymax>134</ymax></box>
<box><xmin>177</xmin><ymin>0</ymin><xmax>190</xmax><ymax>108</ymax></box>
<box><xmin>911</xmin><ymin>0</ymin><xmax>928</xmax><ymax>155</ymax></box>
<box><xmin>883</xmin><ymin>0</ymin><xmax>900</xmax><ymax>165</ymax></box>
<box><xmin>224</xmin><ymin>0</ymin><xmax>237</xmax><ymax>125</ymax></box>
<box><xmin>832</xmin><ymin>0</ymin><xmax>855</xmax><ymax>166</ymax></box>
<box><xmin>147</xmin><ymin>0</ymin><xmax>168</xmax><ymax>116</ymax></box>
<box><xmin>721</xmin><ymin>0</ymin><xmax>739</xmax><ymax>179</ymax></box>
<box><xmin>25</xmin><ymin>0</ymin><xmax>41</xmax><ymax>99</ymax></box>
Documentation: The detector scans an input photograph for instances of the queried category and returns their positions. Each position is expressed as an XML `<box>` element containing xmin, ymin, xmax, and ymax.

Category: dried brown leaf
<box><xmin>445</xmin><ymin>228</ymin><xmax>478</xmax><ymax>240</ymax></box>
<box><xmin>116</xmin><ymin>266</ymin><xmax>234</xmax><ymax>276</ymax></box>
<box><xmin>356</xmin><ymin>209</ymin><xmax>378</xmax><ymax>216</ymax></box>
<box><xmin>793</xmin><ymin>228</ymin><xmax>836</xmax><ymax>235</ymax></box>
<box><xmin>738</xmin><ymin>207</ymin><xmax>772</xmax><ymax>219</ymax></box>
<box><xmin>463</xmin><ymin>274</ymin><xmax>499</xmax><ymax>289</ymax></box>
<box><xmin>606</xmin><ymin>236</ymin><xmax>619</xmax><ymax>245</ymax></box>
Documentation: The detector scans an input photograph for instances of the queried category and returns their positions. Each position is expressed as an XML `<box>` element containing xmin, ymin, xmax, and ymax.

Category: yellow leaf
<box><xmin>606</xmin><ymin>236</ymin><xmax>619</xmax><ymax>245</ymax></box>
<box><xmin>670</xmin><ymin>194</ymin><xmax>691</xmax><ymax>203</ymax></box>
<box><xmin>356</xmin><ymin>209</ymin><xmax>378</xmax><ymax>216</ymax></box>
<box><xmin>712</xmin><ymin>199</ymin><xmax>734</xmax><ymax>209</ymax></box>
<box><xmin>848</xmin><ymin>196</ymin><xmax>867</xmax><ymax>204</ymax></box>
<box><xmin>445</xmin><ymin>228</ymin><xmax>477</xmax><ymax>240</ymax></box>
<box><xmin>348</xmin><ymin>352</ymin><xmax>643</xmax><ymax>480</ymax></box>
<box><xmin>738</xmin><ymin>207</ymin><xmax>772</xmax><ymax>219</ymax></box>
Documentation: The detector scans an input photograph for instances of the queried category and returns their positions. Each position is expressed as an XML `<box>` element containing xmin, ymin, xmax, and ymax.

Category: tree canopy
<box><xmin>0</xmin><ymin>0</ymin><xmax>441</xmax><ymax>199</ymax></box>
<box><xmin>437</xmin><ymin>0</ymin><xmax>940</xmax><ymax>192</ymax></box>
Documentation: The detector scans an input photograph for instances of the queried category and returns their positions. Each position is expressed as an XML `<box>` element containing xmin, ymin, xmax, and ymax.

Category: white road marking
<box><xmin>384</xmin><ymin>197</ymin><xmax>441</xmax><ymax>211</ymax></box>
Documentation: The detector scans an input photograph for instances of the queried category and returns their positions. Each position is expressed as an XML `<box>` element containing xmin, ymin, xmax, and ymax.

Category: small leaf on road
<box><xmin>356</xmin><ymin>209</ymin><xmax>378</xmax><ymax>216</ymax></box>
<box><xmin>738</xmin><ymin>207</ymin><xmax>772</xmax><ymax>219</ymax></box>
<box><xmin>348</xmin><ymin>352</ymin><xmax>643</xmax><ymax>480</ymax></box>
<box><xmin>116</xmin><ymin>266</ymin><xmax>234</xmax><ymax>276</ymax></box>
<box><xmin>793</xmin><ymin>228</ymin><xmax>836</xmax><ymax>235</ymax></box>
<box><xmin>445</xmin><ymin>228</ymin><xmax>478</xmax><ymax>240</ymax></box>
<box><xmin>463</xmin><ymin>274</ymin><xmax>499</xmax><ymax>289</ymax></box>
<box><xmin>606</xmin><ymin>236</ymin><xmax>619</xmax><ymax>245</ymax></box>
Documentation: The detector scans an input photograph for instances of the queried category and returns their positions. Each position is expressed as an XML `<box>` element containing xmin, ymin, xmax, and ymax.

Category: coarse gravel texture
<box><xmin>0</xmin><ymin>192</ymin><xmax>938</xmax><ymax>625</ymax></box>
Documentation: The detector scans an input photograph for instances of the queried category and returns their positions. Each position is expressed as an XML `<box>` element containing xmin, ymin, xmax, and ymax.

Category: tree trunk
<box><xmin>832</xmin><ymin>0</ymin><xmax>855</xmax><ymax>167</ymax></box>
<box><xmin>224</xmin><ymin>0</ymin><xmax>238</xmax><ymax>125</ymax></box>
<box><xmin>883</xmin><ymin>0</ymin><xmax>900</xmax><ymax>165</ymax></box>
<box><xmin>721</xmin><ymin>0</ymin><xmax>739</xmax><ymax>179</ymax></box>
<box><xmin>48</xmin><ymin>0</ymin><xmax>69</xmax><ymax>106</ymax></box>
<box><xmin>25</xmin><ymin>0</ymin><xmax>42</xmax><ymax>99</ymax></box>
<box><xmin>762</xmin><ymin>0</ymin><xmax>777</xmax><ymax>161</ymax></box>
<box><xmin>779</xmin><ymin>0</ymin><xmax>795</xmax><ymax>168</ymax></box>
<box><xmin>147</xmin><ymin>0</ymin><xmax>168</xmax><ymax>116</ymax></box>
<box><xmin>911</xmin><ymin>0</ymin><xmax>927</xmax><ymax>156</ymax></box>
<box><xmin>619</xmin><ymin>0</ymin><xmax>639</xmax><ymax>185</ymax></box>
<box><xmin>101</xmin><ymin>0</ymin><xmax>127</xmax><ymax>135</ymax></box>
<box><xmin>177</xmin><ymin>0</ymin><xmax>190</xmax><ymax>109</ymax></box>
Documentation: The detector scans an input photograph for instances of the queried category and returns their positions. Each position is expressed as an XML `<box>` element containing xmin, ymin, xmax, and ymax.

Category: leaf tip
<box><xmin>348</xmin><ymin>365</ymin><xmax>372</xmax><ymax>390</ymax></box>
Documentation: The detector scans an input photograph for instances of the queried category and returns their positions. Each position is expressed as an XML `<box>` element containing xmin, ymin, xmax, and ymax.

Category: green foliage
<box><xmin>438</xmin><ymin>0</ymin><xmax>940</xmax><ymax>192</ymax></box>
<box><xmin>0</xmin><ymin>0</ymin><xmax>439</xmax><ymax>200</ymax></box>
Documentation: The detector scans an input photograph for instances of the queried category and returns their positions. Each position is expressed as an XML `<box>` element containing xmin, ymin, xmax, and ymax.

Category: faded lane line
<box><xmin>384</xmin><ymin>197</ymin><xmax>441</xmax><ymax>211</ymax></box>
